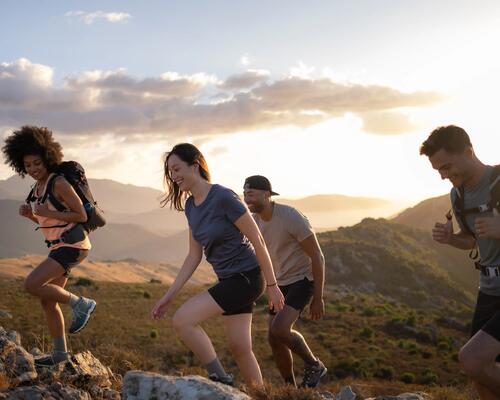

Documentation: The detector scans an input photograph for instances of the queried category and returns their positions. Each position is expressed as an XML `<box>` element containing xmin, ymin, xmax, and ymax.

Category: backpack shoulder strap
<box><xmin>452</xmin><ymin>186</ymin><xmax>476</xmax><ymax>238</ymax></box>
<box><xmin>25</xmin><ymin>184</ymin><xmax>36</xmax><ymax>204</ymax></box>
<box><xmin>43</xmin><ymin>174</ymin><xmax>66</xmax><ymax>212</ymax></box>
<box><xmin>490</xmin><ymin>165</ymin><xmax>500</xmax><ymax>214</ymax></box>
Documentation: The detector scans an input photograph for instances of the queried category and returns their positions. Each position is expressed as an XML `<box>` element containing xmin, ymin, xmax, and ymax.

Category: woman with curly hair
<box><xmin>2</xmin><ymin>126</ymin><xmax>97</xmax><ymax>367</ymax></box>
<box><xmin>151</xmin><ymin>143</ymin><xmax>284</xmax><ymax>389</ymax></box>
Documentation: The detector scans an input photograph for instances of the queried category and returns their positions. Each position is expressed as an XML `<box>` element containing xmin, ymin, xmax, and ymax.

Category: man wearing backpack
<box><xmin>2</xmin><ymin>126</ymin><xmax>102</xmax><ymax>367</ymax></box>
<box><xmin>420</xmin><ymin>125</ymin><xmax>500</xmax><ymax>399</ymax></box>
<box><xmin>243</xmin><ymin>175</ymin><xmax>327</xmax><ymax>388</ymax></box>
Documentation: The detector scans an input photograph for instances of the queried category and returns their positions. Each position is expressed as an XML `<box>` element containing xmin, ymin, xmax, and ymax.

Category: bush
<box><xmin>374</xmin><ymin>366</ymin><xmax>395</xmax><ymax>380</ymax></box>
<box><xmin>359</xmin><ymin>327</ymin><xmax>374</xmax><ymax>339</ymax></box>
<box><xmin>75</xmin><ymin>277</ymin><xmax>93</xmax><ymax>287</ymax></box>
<box><xmin>143</xmin><ymin>291</ymin><xmax>151</xmax><ymax>299</ymax></box>
<box><xmin>400</xmin><ymin>372</ymin><xmax>415</xmax><ymax>384</ymax></box>
<box><xmin>150</xmin><ymin>278</ymin><xmax>162</xmax><ymax>284</ymax></box>
<box><xmin>150</xmin><ymin>329</ymin><xmax>159</xmax><ymax>339</ymax></box>
<box><xmin>420</xmin><ymin>370</ymin><xmax>439</xmax><ymax>384</ymax></box>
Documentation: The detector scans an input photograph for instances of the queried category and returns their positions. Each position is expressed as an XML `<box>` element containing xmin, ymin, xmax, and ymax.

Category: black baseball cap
<box><xmin>244</xmin><ymin>175</ymin><xmax>279</xmax><ymax>196</ymax></box>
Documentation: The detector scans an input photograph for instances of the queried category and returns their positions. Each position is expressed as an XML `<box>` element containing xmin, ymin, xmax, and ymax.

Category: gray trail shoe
<box><xmin>300</xmin><ymin>359</ymin><xmax>327</xmax><ymax>388</ymax></box>
<box><xmin>208</xmin><ymin>373</ymin><xmax>234</xmax><ymax>386</ymax></box>
<box><xmin>69</xmin><ymin>297</ymin><xmax>96</xmax><ymax>334</ymax></box>
<box><xmin>34</xmin><ymin>351</ymin><xmax>69</xmax><ymax>367</ymax></box>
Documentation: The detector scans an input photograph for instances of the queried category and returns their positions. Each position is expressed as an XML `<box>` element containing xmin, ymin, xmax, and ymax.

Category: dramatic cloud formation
<box><xmin>0</xmin><ymin>58</ymin><xmax>443</xmax><ymax>139</ymax></box>
<box><xmin>65</xmin><ymin>11</ymin><xmax>131</xmax><ymax>24</ymax></box>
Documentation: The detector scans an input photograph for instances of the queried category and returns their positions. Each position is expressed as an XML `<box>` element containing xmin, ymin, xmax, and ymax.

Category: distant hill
<box><xmin>0</xmin><ymin>254</ymin><xmax>214</xmax><ymax>284</ymax></box>
<box><xmin>281</xmin><ymin>194</ymin><xmax>388</xmax><ymax>212</ymax></box>
<box><xmin>318</xmin><ymin>218</ymin><xmax>476</xmax><ymax>308</ymax></box>
<box><xmin>0</xmin><ymin>174</ymin><xmax>407</xmax><ymax>232</ymax></box>
<box><xmin>392</xmin><ymin>194</ymin><xmax>451</xmax><ymax>232</ymax></box>
<box><xmin>0</xmin><ymin>199</ymin><xmax>188</xmax><ymax>263</ymax></box>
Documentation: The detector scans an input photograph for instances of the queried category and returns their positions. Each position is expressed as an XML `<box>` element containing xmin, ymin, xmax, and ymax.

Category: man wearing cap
<box><xmin>243</xmin><ymin>175</ymin><xmax>327</xmax><ymax>388</ymax></box>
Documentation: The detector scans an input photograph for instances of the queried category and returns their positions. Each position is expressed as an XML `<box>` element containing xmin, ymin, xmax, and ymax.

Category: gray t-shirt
<box><xmin>253</xmin><ymin>203</ymin><xmax>314</xmax><ymax>286</ymax></box>
<box><xmin>185</xmin><ymin>184</ymin><xmax>258</xmax><ymax>279</ymax></box>
<box><xmin>451</xmin><ymin>166</ymin><xmax>500</xmax><ymax>296</ymax></box>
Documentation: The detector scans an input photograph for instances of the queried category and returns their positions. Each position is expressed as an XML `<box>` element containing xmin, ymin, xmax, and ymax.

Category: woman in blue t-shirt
<box><xmin>151</xmin><ymin>143</ymin><xmax>284</xmax><ymax>388</ymax></box>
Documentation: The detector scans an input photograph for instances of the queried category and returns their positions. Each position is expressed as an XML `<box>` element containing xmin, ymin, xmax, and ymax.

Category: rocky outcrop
<box><xmin>0</xmin><ymin>325</ymin><xmax>432</xmax><ymax>400</ymax></box>
<box><xmin>0</xmin><ymin>325</ymin><xmax>119</xmax><ymax>399</ymax></box>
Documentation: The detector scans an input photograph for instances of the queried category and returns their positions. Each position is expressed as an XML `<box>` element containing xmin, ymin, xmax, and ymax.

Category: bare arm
<box><xmin>151</xmin><ymin>229</ymin><xmax>203</xmax><ymax>319</ymax></box>
<box><xmin>32</xmin><ymin>177</ymin><xmax>87</xmax><ymax>223</ymax></box>
<box><xmin>432</xmin><ymin>219</ymin><xmax>476</xmax><ymax>250</ymax></box>
<box><xmin>234</xmin><ymin>211</ymin><xmax>284</xmax><ymax>311</ymax></box>
<box><xmin>299</xmin><ymin>234</ymin><xmax>325</xmax><ymax>320</ymax></box>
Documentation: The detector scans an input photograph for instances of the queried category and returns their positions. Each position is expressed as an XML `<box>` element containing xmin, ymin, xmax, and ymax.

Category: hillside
<box><xmin>0</xmin><ymin>278</ymin><xmax>472</xmax><ymax>396</ymax></box>
<box><xmin>318</xmin><ymin>218</ymin><xmax>477</xmax><ymax>305</ymax></box>
<box><xmin>0</xmin><ymin>255</ymin><xmax>214</xmax><ymax>285</ymax></box>
<box><xmin>392</xmin><ymin>194</ymin><xmax>451</xmax><ymax>232</ymax></box>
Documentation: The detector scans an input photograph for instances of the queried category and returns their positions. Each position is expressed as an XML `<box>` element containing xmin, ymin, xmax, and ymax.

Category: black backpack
<box><xmin>451</xmin><ymin>165</ymin><xmax>500</xmax><ymax>239</ymax></box>
<box><xmin>26</xmin><ymin>161</ymin><xmax>106</xmax><ymax>232</ymax></box>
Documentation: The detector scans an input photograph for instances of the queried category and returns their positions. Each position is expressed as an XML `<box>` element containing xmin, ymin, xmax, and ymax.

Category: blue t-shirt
<box><xmin>185</xmin><ymin>184</ymin><xmax>259</xmax><ymax>279</ymax></box>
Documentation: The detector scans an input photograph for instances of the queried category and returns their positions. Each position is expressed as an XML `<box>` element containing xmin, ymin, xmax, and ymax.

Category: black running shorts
<box><xmin>48</xmin><ymin>247</ymin><xmax>89</xmax><ymax>277</ymax></box>
<box><xmin>471</xmin><ymin>290</ymin><xmax>500</xmax><ymax>343</ymax></box>
<box><xmin>269</xmin><ymin>277</ymin><xmax>315</xmax><ymax>315</ymax></box>
<box><xmin>208</xmin><ymin>267</ymin><xmax>265</xmax><ymax>315</ymax></box>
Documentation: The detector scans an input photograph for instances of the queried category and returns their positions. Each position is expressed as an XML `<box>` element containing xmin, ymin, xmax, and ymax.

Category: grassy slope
<box><xmin>0</xmin><ymin>278</ymin><xmax>472</xmax><ymax>399</ymax></box>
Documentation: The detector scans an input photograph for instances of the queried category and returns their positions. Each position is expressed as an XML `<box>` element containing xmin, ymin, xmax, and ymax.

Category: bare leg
<box><xmin>268</xmin><ymin>314</ymin><xmax>296</xmax><ymax>386</ymax></box>
<box><xmin>40</xmin><ymin>275</ymin><xmax>68</xmax><ymax>340</ymax></box>
<box><xmin>459</xmin><ymin>330</ymin><xmax>500</xmax><ymax>398</ymax></box>
<box><xmin>224</xmin><ymin>313</ymin><xmax>263</xmax><ymax>388</ymax></box>
<box><xmin>24</xmin><ymin>258</ymin><xmax>73</xmax><ymax>304</ymax></box>
<box><xmin>172</xmin><ymin>291</ymin><xmax>224</xmax><ymax>364</ymax></box>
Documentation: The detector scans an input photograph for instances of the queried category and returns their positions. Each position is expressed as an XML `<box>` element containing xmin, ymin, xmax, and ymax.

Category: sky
<box><xmin>1</xmin><ymin>1</ymin><xmax>499</xmax><ymax>204</ymax></box>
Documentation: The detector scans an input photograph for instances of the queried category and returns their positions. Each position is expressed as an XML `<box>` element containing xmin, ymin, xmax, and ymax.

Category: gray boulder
<box><xmin>122</xmin><ymin>370</ymin><xmax>251</xmax><ymax>400</ymax></box>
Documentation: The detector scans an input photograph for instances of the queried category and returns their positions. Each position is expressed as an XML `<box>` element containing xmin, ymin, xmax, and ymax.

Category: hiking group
<box><xmin>2</xmin><ymin>124</ymin><xmax>500</xmax><ymax>397</ymax></box>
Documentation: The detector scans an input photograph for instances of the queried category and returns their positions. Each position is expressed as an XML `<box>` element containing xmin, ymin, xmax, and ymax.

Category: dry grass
<box><xmin>0</xmin><ymin>277</ymin><xmax>473</xmax><ymax>399</ymax></box>
<box><xmin>0</xmin><ymin>372</ymin><xmax>9</xmax><ymax>391</ymax></box>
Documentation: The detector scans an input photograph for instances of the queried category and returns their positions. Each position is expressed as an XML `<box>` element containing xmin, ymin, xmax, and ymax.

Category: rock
<box><xmin>122</xmin><ymin>370</ymin><xmax>251</xmax><ymax>400</ymax></box>
<box><xmin>0</xmin><ymin>383</ymin><xmax>92</xmax><ymax>399</ymax></box>
<box><xmin>30</xmin><ymin>347</ymin><xmax>43</xmax><ymax>356</ymax></box>
<box><xmin>7</xmin><ymin>330</ymin><xmax>21</xmax><ymax>346</ymax></box>
<box><xmin>372</xmin><ymin>394</ymin><xmax>427</xmax><ymax>400</ymax></box>
<box><xmin>44</xmin><ymin>351</ymin><xmax>113</xmax><ymax>389</ymax></box>
<box><xmin>336</xmin><ymin>385</ymin><xmax>357</xmax><ymax>400</ymax></box>
<box><xmin>0</xmin><ymin>330</ymin><xmax>37</xmax><ymax>384</ymax></box>
<box><xmin>0</xmin><ymin>311</ymin><xmax>12</xmax><ymax>319</ymax></box>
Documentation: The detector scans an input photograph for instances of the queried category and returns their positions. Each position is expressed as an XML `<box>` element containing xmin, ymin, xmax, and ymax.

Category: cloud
<box><xmin>217</xmin><ymin>70</ymin><xmax>270</xmax><ymax>90</ymax></box>
<box><xmin>240</xmin><ymin>54</ymin><xmax>252</xmax><ymax>66</ymax></box>
<box><xmin>360</xmin><ymin>111</ymin><xmax>419</xmax><ymax>135</ymax></box>
<box><xmin>0</xmin><ymin>58</ymin><xmax>443</xmax><ymax>139</ymax></box>
<box><xmin>65</xmin><ymin>10</ymin><xmax>131</xmax><ymax>24</ymax></box>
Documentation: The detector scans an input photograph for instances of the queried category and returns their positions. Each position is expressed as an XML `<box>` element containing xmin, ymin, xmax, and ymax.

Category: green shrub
<box><xmin>75</xmin><ymin>277</ymin><xmax>93</xmax><ymax>287</ymax></box>
<box><xmin>400</xmin><ymin>372</ymin><xmax>415</xmax><ymax>384</ymax></box>
<box><xmin>150</xmin><ymin>329</ymin><xmax>159</xmax><ymax>339</ymax></box>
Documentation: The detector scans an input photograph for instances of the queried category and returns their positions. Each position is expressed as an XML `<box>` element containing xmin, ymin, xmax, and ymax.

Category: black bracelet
<box><xmin>266</xmin><ymin>282</ymin><xmax>277</xmax><ymax>287</ymax></box>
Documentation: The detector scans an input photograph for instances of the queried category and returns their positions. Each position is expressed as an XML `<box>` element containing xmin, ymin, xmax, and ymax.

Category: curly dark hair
<box><xmin>2</xmin><ymin>126</ymin><xmax>64</xmax><ymax>177</ymax></box>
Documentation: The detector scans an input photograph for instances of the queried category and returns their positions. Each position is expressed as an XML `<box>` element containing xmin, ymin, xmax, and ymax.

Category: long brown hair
<box><xmin>160</xmin><ymin>143</ymin><xmax>211</xmax><ymax>211</ymax></box>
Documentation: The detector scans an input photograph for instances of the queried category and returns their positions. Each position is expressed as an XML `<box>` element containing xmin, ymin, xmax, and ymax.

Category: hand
<box><xmin>151</xmin><ymin>296</ymin><xmax>173</xmax><ymax>320</ymax></box>
<box><xmin>309</xmin><ymin>296</ymin><xmax>325</xmax><ymax>320</ymax></box>
<box><xmin>267</xmin><ymin>285</ymin><xmax>285</xmax><ymax>312</ymax></box>
<box><xmin>475</xmin><ymin>215</ymin><xmax>500</xmax><ymax>240</ymax></box>
<box><xmin>32</xmin><ymin>202</ymin><xmax>50</xmax><ymax>217</ymax></box>
<box><xmin>19</xmin><ymin>204</ymin><xmax>34</xmax><ymax>218</ymax></box>
<box><xmin>432</xmin><ymin>219</ymin><xmax>453</xmax><ymax>244</ymax></box>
